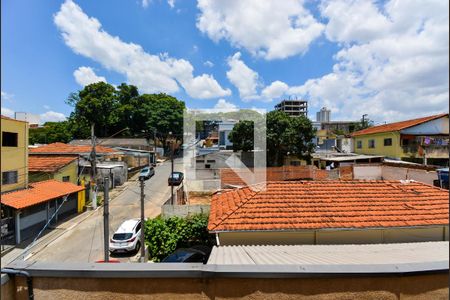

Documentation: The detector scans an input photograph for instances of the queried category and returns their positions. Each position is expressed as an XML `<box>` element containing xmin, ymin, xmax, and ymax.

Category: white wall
<box><xmin>381</xmin><ymin>166</ymin><xmax>437</xmax><ymax>185</ymax></box>
<box><xmin>353</xmin><ymin>165</ymin><xmax>382</xmax><ymax>180</ymax></box>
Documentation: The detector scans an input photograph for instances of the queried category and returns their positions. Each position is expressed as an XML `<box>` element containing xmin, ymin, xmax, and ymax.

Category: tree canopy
<box><xmin>228</xmin><ymin>111</ymin><xmax>316</xmax><ymax>167</ymax></box>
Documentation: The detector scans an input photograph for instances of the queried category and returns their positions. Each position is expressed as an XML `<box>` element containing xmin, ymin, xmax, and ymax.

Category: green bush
<box><xmin>144</xmin><ymin>214</ymin><xmax>214</xmax><ymax>262</ymax></box>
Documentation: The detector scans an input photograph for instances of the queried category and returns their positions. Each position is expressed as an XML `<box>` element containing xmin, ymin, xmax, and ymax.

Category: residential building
<box><xmin>352</xmin><ymin>114</ymin><xmax>449</xmax><ymax>165</ymax></box>
<box><xmin>274</xmin><ymin>99</ymin><xmax>308</xmax><ymax>117</ymax></box>
<box><xmin>1</xmin><ymin>115</ymin><xmax>28</xmax><ymax>193</ymax></box>
<box><xmin>1</xmin><ymin>180</ymin><xmax>84</xmax><ymax>244</ymax></box>
<box><xmin>70</xmin><ymin>138</ymin><xmax>154</xmax><ymax>152</ymax></box>
<box><xmin>208</xmin><ymin>180</ymin><xmax>448</xmax><ymax>246</ymax></box>
<box><xmin>218</xmin><ymin>120</ymin><xmax>237</xmax><ymax>150</ymax></box>
<box><xmin>28</xmin><ymin>155</ymin><xmax>79</xmax><ymax>185</ymax></box>
<box><xmin>29</xmin><ymin>142</ymin><xmax>123</xmax><ymax>160</ymax></box>
<box><xmin>316</xmin><ymin>107</ymin><xmax>331</xmax><ymax>122</ymax></box>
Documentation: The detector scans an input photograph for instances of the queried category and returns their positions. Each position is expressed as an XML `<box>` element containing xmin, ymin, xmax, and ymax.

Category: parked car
<box><xmin>139</xmin><ymin>166</ymin><xmax>155</xmax><ymax>181</ymax></box>
<box><xmin>161</xmin><ymin>246</ymin><xmax>211</xmax><ymax>264</ymax></box>
<box><xmin>109</xmin><ymin>219</ymin><xmax>142</xmax><ymax>253</ymax></box>
<box><xmin>168</xmin><ymin>171</ymin><xmax>184</xmax><ymax>186</ymax></box>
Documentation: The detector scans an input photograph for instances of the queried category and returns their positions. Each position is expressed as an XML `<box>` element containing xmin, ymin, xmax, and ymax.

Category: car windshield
<box><xmin>141</xmin><ymin>168</ymin><xmax>149</xmax><ymax>172</ymax></box>
<box><xmin>162</xmin><ymin>250</ymin><xmax>195</xmax><ymax>262</ymax></box>
<box><xmin>112</xmin><ymin>233</ymin><xmax>133</xmax><ymax>241</ymax></box>
<box><xmin>171</xmin><ymin>173</ymin><xmax>180</xmax><ymax>179</ymax></box>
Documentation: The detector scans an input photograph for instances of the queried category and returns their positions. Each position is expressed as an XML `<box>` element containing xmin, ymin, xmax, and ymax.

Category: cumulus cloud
<box><xmin>213</xmin><ymin>99</ymin><xmax>237</xmax><ymax>110</ymax></box>
<box><xmin>288</xmin><ymin>0</ymin><xmax>449</xmax><ymax>121</ymax></box>
<box><xmin>167</xmin><ymin>0</ymin><xmax>175</xmax><ymax>8</ymax></box>
<box><xmin>40</xmin><ymin>111</ymin><xmax>67</xmax><ymax>123</ymax></box>
<box><xmin>1</xmin><ymin>107</ymin><xmax>14</xmax><ymax>118</ymax></box>
<box><xmin>142</xmin><ymin>0</ymin><xmax>150</xmax><ymax>8</ymax></box>
<box><xmin>54</xmin><ymin>0</ymin><xmax>230</xmax><ymax>99</ymax></box>
<box><xmin>226</xmin><ymin>52</ymin><xmax>261</xmax><ymax>100</ymax></box>
<box><xmin>196</xmin><ymin>0</ymin><xmax>324</xmax><ymax>60</ymax></box>
<box><xmin>1</xmin><ymin>91</ymin><xmax>14</xmax><ymax>102</ymax></box>
<box><xmin>73</xmin><ymin>66</ymin><xmax>106</xmax><ymax>86</ymax></box>
<box><xmin>261</xmin><ymin>81</ymin><xmax>290</xmax><ymax>101</ymax></box>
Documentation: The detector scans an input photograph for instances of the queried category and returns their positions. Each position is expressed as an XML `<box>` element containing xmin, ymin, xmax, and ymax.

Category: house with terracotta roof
<box><xmin>352</xmin><ymin>113</ymin><xmax>449</xmax><ymax>165</ymax></box>
<box><xmin>29</xmin><ymin>155</ymin><xmax>79</xmax><ymax>185</ymax></box>
<box><xmin>1</xmin><ymin>180</ymin><xmax>85</xmax><ymax>244</ymax></box>
<box><xmin>208</xmin><ymin>180</ymin><xmax>449</xmax><ymax>246</ymax></box>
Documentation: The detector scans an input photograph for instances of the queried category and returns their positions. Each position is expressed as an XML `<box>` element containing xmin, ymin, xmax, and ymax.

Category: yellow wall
<box><xmin>218</xmin><ymin>226</ymin><xmax>448</xmax><ymax>246</ymax></box>
<box><xmin>1</xmin><ymin>117</ymin><xmax>28</xmax><ymax>192</ymax></box>
<box><xmin>353</xmin><ymin>131</ymin><xmax>402</xmax><ymax>158</ymax></box>
<box><xmin>29</xmin><ymin>160</ymin><xmax>78</xmax><ymax>185</ymax></box>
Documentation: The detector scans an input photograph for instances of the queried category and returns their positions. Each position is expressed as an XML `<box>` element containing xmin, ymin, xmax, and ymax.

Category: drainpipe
<box><xmin>215</xmin><ymin>233</ymin><xmax>220</xmax><ymax>246</ymax></box>
<box><xmin>1</xmin><ymin>268</ymin><xmax>34</xmax><ymax>300</ymax></box>
<box><xmin>15</xmin><ymin>211</ymin><xmax>21</xmax><ymax>244</ymax></box>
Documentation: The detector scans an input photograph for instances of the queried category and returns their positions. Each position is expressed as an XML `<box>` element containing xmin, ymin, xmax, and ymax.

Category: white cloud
<box><xmin>204</xmin><ymin>60</ymin><xmax>214</xmax><ymax>67</ymax></box>
<box><xmin>289</xmin><ymin>0</ymin><xmax>449</xmax><ymax>122</ymax></box>
<box><xmin>73</xmin><ymin>66</ymin><xmax>106</xmax><ymax>86</ymax></box>
<box><xmin>226</xmin><ymin>52</ymin><xmax>260</xmax><ymax>100</ymax></box>
<box><xmin>142</xmin><ymin>0</ymin><xmax>150</xmax><ymax>8</ymax></box>
<box><xmin>54</xmin><ymin>0</ymin><xmax>230</xmax><ymax>99</ymax></box>
<box><xmin>196</xmin><ymin>0</ymin><xmax>324</xmax><ymax>60</ymax></box>
<box><xmin>261</xmin><ymin>81</ymin><xmax>289</xmax><ymax>100</ymax></box>
<box><xmin>213</xmin><ymin>99</ymin><xmax>237</xmax><ymax>110</ymax></box>
<box><xmin>40</xmin><ymin>111</ymin><xmax>67</xmax><ymax>123</ymax></box>
<box><xmin>1</xmin><ymin>107</ymin><xmax>14</xmax><ymax>118</ymax></box>
<box><xmin>43</xmin><ymin>105</ymin><xmax>51</xmax><ymax>110</ymax></box>
<box><xmin>1</xmin><ymin>91</ymin><xmax>14</xmax><ymax>102</ymax></box>
<box><xmin>167</xmin><ymin>0</ymin><xmax>175</xmax><ymax>8</ymax></box>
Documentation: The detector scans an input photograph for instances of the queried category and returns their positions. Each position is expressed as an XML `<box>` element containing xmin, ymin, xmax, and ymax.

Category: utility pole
<box><xmin>139</xmin><ymin>178</ymin><xmax>146</xmax><ymax>262</ymax></box>
<box><xmin>90</xmin><ymin>123</ymin><xmax>97</xmax><ymax>210</ymax></box>
<box><xmin>362</xmin><ymin>114</ymin><xmax>368</xmax><ymax>129</ymax></box>
<box><xmin>169</xmin><ymin>132</ymin><xmax>174</xmax><ymax>205</ymax></box>
<box><xmin>103</xmin><ymin>177</ymin><xmax>110</xmax><ymax>262</ymax></box>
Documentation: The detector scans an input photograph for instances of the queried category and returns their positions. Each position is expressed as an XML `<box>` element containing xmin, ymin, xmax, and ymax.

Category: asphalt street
<box><xmin>27</xmin><ymin>159</ymin><xmax>182</xmax><ymax>263</ymax></box>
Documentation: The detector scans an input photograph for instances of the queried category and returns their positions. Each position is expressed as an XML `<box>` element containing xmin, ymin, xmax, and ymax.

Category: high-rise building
<box><xmin>316</xmin><ymin>107</ymin><xmax>331</xmax><ymax>122</ymax></box>
<box><xmin>274</xmin><ymin>99</ymin><xmax>308</xmax><ymax>117</ymax></box>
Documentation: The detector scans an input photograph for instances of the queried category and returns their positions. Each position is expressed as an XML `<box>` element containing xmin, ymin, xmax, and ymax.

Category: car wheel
<box><xmin>135</xmin><ymin>241</ymin><xmax>141</xmax><ymax>253</ymax></box>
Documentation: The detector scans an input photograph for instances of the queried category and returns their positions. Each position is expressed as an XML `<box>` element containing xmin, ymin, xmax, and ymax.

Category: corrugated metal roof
<box><xmin>207</xmin><ymin>242</ymin><xmax>449</xmax><ymax>265</ymax></box>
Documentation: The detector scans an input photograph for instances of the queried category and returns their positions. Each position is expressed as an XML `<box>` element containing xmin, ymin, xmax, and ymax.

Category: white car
<box><xmin>109</xmin><ymin>219</ymin><xmax>142</xmax><ymax>253</ymax></box>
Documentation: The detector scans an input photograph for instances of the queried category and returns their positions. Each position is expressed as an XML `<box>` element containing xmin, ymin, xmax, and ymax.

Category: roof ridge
<box><xmin>210</xmin><ymin>184</ymin><xmax>264</xmax><ymax>231</ymax></box>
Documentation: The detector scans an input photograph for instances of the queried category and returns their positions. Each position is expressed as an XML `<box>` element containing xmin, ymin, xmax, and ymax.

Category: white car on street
<box><xmin>109</xmin><ymin>219</ymin><xmax>142</xmax><ymax>253</ymax></box>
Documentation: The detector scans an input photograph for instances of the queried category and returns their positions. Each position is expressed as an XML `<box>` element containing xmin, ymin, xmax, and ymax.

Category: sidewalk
<box><xmin>1</xmin><ymin>175</ymin><xmax>140</xmax><ymax>266</ymax></box>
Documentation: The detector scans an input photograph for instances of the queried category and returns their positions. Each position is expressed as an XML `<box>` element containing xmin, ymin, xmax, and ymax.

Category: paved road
<box><xmin>28</xmin><ymin>159</ymin><xmax>183</xmax><ymax>263</ymax></box>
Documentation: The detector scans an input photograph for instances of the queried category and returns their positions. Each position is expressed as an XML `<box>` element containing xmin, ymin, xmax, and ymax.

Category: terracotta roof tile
<box><xmin>1</xmin><ymin>179</ymin><xmax>84</xmax><ymax>209</ymax></box>
<box><xmin>29</xmin><ymin>156</ymin><xmax>78</xmax><ymax>172</ymax></box>
<box><xmin>208</xmin><ymin>180</ymin><xmax>449</xmax><ymax>232</ymax></box>
<box><xmin>352</xmin><ymin>113</ymin><xmax>448</xmax><ymax>136</ymax></box>
<box><xmin>29</xmin><ymin>142</ymin><xmax>118</xmax><ymax>154</ymax></box>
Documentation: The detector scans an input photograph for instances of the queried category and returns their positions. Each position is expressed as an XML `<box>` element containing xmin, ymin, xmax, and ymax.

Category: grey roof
<box><xmin>207</xmin><ymin>242</ymin><xmax>449</xmax><ymax>266</ymax></box>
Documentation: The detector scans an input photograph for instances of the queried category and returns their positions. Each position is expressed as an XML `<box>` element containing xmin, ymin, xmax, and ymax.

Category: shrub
<box><xmin>144</xmin><ymin>214</ymin><xmax>214</xmax><ymax>262</ymax></box>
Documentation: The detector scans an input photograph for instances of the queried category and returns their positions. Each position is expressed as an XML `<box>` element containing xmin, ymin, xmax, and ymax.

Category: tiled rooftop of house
<box><xmin>208</xmin><ymin>180</ymin><xmax>449</xmax><ymax>232</ymax></box>
<box><xmin>1</xmin><ymin>179</ymin><xmax>84</xmax><ymax>209</ymax></box>
<box><xmin>28</xmin><ymin>155</ymin><xmax>78</xmax><ymax>172</ymax></box>
<box><xmin>352</xmin><ymin>113</ymin><xmax>448</xmax><ymax>136</ymax></box>
<box><xmin>29</xmin><ymin>142</ymin><xmax>118</xmax><ymax>154</ymax></box>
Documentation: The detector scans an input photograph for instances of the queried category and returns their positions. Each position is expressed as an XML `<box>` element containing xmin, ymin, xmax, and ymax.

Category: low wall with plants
<box><xmin>144</xmin><ymin>214</ymin><xmax>215</xmax><ymax>262</ymax></box>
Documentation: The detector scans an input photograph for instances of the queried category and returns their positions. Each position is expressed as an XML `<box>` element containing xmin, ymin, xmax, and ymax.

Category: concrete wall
<box><xmin>218</xmin><ymin>226</ymin><xmax>449</xmax><ymax>246</ymax></box>
<box><xmin>354</xmin><ymin>131</ymin><xmax>402</xmax><ymax>158</ymax></box>
<box><xmin>381</xmin><ymin>165</ymin><xmax>437</xmax><ymax>185</ymax></box>
<box><xmin>161</xmin><ymin>204</ymin><xmax>210</xmax><ymax>219</ymax></box>
<box><xmin>1</xmin><ymin>117</ymin><xmax>28</xmax><ymax>192</ymax></box>
<box><xmin>8</xmin><ymin>272</ymin><xmax>449</xmax><ymax>300</ymax></box>
<box><xmin>353</xmin><ymin>164</ymin><xmax>382</xmax><ymax>180</ymax></box>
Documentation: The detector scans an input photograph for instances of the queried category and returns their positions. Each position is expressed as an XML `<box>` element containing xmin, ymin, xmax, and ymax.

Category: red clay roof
<box><xmin>352</xmin><ymin>114</ymin><xmax>448</xmax><ymax>136</ymax></box>
<box><xmin>28</xmin><ymin>156</ymin><xmax>78</xmax><ymax>172</ymax></box>
<box><xmin>1</xmin><ymin>180</ymin><xmax>84</xmax><ymax>209</ymax></box>
<box><xmin>208</xmin><ymin>180</ymin><xmax>449</xmax><ymax>232</ymax></box>
<box><xmin>29</xmin><ymin>142</ymin><xmax>118</xmax><ymax>154</ymax></box>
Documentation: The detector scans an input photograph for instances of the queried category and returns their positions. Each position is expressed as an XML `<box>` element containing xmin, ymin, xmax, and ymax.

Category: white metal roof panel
<box><xmin>207</xmin><ymin>242</ymin><xmax>449</xmax><ymax>266</ymax></box>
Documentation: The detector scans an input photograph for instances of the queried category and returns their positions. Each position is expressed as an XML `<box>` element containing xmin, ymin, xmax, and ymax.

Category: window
<box><xmin>368</xmin><ymin>139</ymin><xmax>375</xmax><ymax>148</ymax></box>
<box><xmin>135</xmin><ymin>222</ymin><xmax>141</xmax><ymax>233</ymax></box>
<box><xmin>2</xmin><ymin>171</ymin><xmax>18</xmax><ymax>185</ymax></box>
<box><xmin>205</xmin><ymin>164</ymin><xmax>211</xmax><ymax>169</ymax></box>
<box><xmin>206</xmin><ymin>160</ymin><xmax>215</xmax><ymax>163</ymax></box>
<box><xmin>356</xmin><ymin>140</ymin><xmax>362</xmax><ymax>149</ymax></box>
<box><xmin>402</xmin><ymin>139</ymin><xmax>410</xmax><ymax>146</ymax></box>
<box><xmin>384</xmin><ymin>138</ymin><xmax>392</xmax><ymax>146</ymax></box>
<box><xmin>62</xmin><ymin>176</ymin><xmax>70</xmax><ymax>182</ymax></box>
<box><xmin>2</xmin><ymin>132</ymin><xmax>18</xmax><ymax>147</ymax></box>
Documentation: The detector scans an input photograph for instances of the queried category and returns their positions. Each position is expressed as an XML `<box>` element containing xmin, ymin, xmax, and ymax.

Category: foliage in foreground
<box><xmin>144</xmin><ymin>214</ymin><xmax>214</xmax><ymax>262</ymax></box>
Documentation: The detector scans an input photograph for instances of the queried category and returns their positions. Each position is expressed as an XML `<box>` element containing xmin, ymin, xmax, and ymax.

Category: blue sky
<box><xmin>1</xmin><ymin>0</ymin><xmax>448</xmax><ymax>124</ymax></box>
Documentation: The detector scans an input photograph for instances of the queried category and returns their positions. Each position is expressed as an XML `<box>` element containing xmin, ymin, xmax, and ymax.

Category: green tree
<box><xmin>29</xmin><ymin>121</ymin><xmax>73</xmax><ymax>144</ymax></box>
<box><xmin>353</xmin><ymin>116</ymin><xmax>374</xmax><ymax>132</ymax></box>
<box><xmin>228</xmin><ymin>120</ymin><xmax>254</xmax><ymax>152</ymax></box>
<box><xmin>67</xmin><ymin>82</ymin><xmax>119</xmax><ymax>137</ymax></box>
